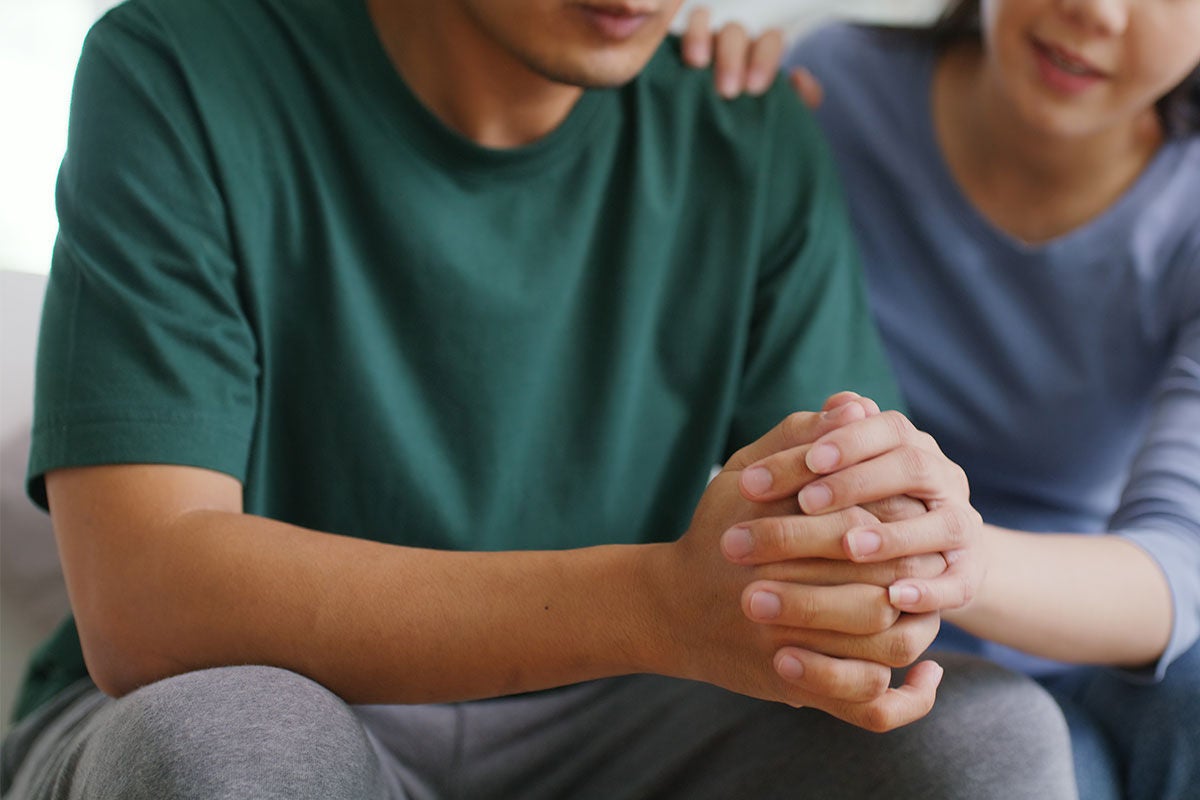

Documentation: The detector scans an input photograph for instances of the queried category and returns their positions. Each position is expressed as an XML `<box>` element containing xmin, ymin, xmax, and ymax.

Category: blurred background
<box><xmin>0</xmin><ymin>0</ymin><xmax>945</xmax><ymax>733</ymax></box>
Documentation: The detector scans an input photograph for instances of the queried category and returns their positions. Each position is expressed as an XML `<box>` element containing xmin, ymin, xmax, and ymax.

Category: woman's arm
<box><xmin>944</xmin><ymin>527</ymin><xmax>1171</xmax><ymax>668</ymax></box>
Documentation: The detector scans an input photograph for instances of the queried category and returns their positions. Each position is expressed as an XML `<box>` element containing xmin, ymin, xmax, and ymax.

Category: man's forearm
<box><xmin>70</xmin><ymin>506</ymin><xmax>665</xmax><ymax>703</ymax></box>
<box><xmin>50</xmin><ymin>405</ymin><xmax>954</xmax><ymax>732</ymax></box>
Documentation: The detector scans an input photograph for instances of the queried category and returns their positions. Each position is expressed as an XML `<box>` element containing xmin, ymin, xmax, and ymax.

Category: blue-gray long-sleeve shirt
<box><xmin>787</xmin><ymin>24</ymin><xmax>1200</xmax><ymax>680</ymax></box>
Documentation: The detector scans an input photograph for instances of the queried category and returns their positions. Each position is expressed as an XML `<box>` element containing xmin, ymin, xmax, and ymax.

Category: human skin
<box><xmin>686</xmin><ymin>0</ymin><xmax>1200</xmax><ymax>668</ymax></box>
<box><xmin>367</xmin><ymin>0</ymin><xmax>688</xmax><ymax>147</ymax></box>
<box><xmin>44</xmin><ymin>0</ymin><xmax>987</xmax><ymax>731</ymax></box>
<box><xmin>51</xmin><ymin>402</ymin><xmax>953</xmax><ymax>733</ymax></box>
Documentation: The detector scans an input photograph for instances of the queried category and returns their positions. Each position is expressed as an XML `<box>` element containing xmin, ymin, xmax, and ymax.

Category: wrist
<box><xmin>617</xmin><ymin>542</ymin><xmax>683</xmax><ymax>677</ymax></box>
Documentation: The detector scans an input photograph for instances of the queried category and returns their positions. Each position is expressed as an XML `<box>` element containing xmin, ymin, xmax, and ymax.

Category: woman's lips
<box><xmin>1031</xmin><ymin>38</ymin><xmax>1109</xmax><ymax>95</ymax></box>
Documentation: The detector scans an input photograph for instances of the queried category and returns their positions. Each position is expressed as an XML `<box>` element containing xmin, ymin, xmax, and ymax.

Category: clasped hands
<box><xmin>663</xmin><ymin>393</ymin><xmax>983</xmax><ymax>732</ymax></box>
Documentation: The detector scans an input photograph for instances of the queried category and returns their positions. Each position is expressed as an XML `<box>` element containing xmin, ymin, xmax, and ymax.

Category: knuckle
<box><xmin>781</xmin><ymin>412</ymin><xmax>812</xmax><ymax>446</ymax></box>
<box><xmin>870</xmin><ymin>495</ymin><xmax>902</xmax><ymax>520</ymax></box>
<box><xmin>951</xmin><ymin>462</ymin><xmax>971</xmax><ymax>496</ymax></box>
<box><xmin>756</xmin><ymin>517</ymin><xmax>790</xmax><ymax>555</ymax></box>
<box><xmin>789</xmin><ymin>590</ymin><xmax>821</xmax><ymax>626</ymax></box>
<box><xmin>919</xmin><ymin>611</ymin><xmax>942</xmax><ymax>640</ymax></box>
<box><xmin>862</xmin><ymin>703</ymin><xmax>896</xmax><ymax>734</ymax></box>
<box><xmin>837</xmin><ymin>470</ymin><xmax>870</xmax><ymax>502</ymax></box>
<box><xmin>882</xmin><ymin>523</ymin><xmax>914</xmax><ymax>558</ymax></box>
<box><xmin>899</xmin><ymin>445</ymin><xmax>932</xmax><ymax>485</ymax></box>
<box><xmin>887</xmin><ymin>626</ymin><xmax>924</xmax><ymax>668</ymax></box>
<box><xmin>883</xmin><ymin>495</ymin><xmax>926</xmax><ymax>522</ymax></box>
<box><xmin>893</xmin><ymin>555</ymin><xmax>924</xmax><ymax>581</ymax></box>
<box><xmin>843</xmin><ymin>506</ymin><xmax>878</xmax><ymax>529</ymax></box>
<box><xmin>866</xmin><ymin>666</ymin><xmax>892</xmax><ymax>699</ymax></box>
<box><xmin>869</xmin><ymin>601</ymin><xmax>900</xmax><ymax>633</ymax></box>
<box><xmin>942</xmin><ymin>508</ymin><xmax>968</xmax><ymax>547</ymax></box>
<box><xmin>883</xmin><ymin>410</ymin><xmax>914</xmax><ymax>441</ymax></box>
<box><xmin>969</xmin><ymin>505</ymin><xmax>983</xmax><ymax>532</ymax></box>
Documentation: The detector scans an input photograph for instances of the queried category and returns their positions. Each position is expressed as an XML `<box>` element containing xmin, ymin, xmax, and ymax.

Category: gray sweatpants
<box><xmin>1</xmin><ymin>654</ymin><xmax>1077</xmax><ymax>799</ymax></box>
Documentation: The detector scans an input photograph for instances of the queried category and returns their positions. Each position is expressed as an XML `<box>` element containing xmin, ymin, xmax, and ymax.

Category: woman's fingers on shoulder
<box><xmin>679</xmin><ymin>8</ymin><xmax>787</xmax><ymax>99</ymax></box>
<box><xmin>682</xmin><ymin>6</ymin><xmax>713</xmax><ymax>67</ymax></box>
<box><xmin>745</xmin><ymin>28</ymin><xmax>785</xmax><ymax>95</ymax></box>
<box><xmin>789</xmin><ymin>67</ymin><xmax>825</xmax><ymax>109</ymax></box>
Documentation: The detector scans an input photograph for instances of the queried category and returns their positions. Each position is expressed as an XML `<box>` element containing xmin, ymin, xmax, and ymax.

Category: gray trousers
<box><xmin>1</xmin><ymin>654</ymin><xmax>1077</xmax><ymax>799</ymax></box>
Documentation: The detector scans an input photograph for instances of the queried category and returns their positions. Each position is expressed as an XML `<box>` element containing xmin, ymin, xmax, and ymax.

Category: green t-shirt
<box><xmin>19</xmin><ymin>0</ymin><xmax>900</xmax><ymax>721</ymax></box>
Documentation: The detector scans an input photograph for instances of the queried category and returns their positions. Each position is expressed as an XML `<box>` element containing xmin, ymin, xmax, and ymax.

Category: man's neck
<box><xmin>367</xmin><ymin>0</ymin><xmax>585</xmax><ymax>149</ymax></box>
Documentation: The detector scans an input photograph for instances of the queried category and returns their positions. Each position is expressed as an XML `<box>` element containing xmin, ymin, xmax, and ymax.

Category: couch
<box><xmin>1</xmin><ymin>269</ymin><xmax>68</xmax><ymax>736</ymax></box>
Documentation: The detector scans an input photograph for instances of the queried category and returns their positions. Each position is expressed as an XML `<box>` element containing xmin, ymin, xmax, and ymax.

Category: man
<box><xmin>1</xmin><ymin>1</ymin><xmax>1075</xmax><ymax>798</ymax></box>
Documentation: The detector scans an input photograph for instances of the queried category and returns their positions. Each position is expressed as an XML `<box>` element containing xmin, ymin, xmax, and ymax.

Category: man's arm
<box><xmin>49</xmin><ymin>463</ymin><xmax>661</xmax><ymax>704</ymax></box>
<box><xmin>48</xmin><ymin>409</ymin><xmax>945</xmax><ymax>732</ymax></box>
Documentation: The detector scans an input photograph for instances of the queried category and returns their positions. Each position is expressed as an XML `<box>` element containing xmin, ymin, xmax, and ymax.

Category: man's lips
<box><xmin>575</xmin><ymin>4</ymin><xmax>655</xmax><ymax>39</ymax></box>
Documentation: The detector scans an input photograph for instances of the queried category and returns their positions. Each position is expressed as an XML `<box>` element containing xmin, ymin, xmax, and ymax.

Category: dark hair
<box><xmin>931</xmin><ymin>0</ymin><xmax>1200</xmax><ymax>137</ymax></box>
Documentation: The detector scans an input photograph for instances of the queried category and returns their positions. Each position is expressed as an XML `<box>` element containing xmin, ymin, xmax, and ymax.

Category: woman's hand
<box><xmin>733</xmin><ymin>400</ymin><xmax>986</xmax><ymax>616</ymax></box>
<box><xmin>664</xmin><ymin>459</ymin><xmax>945</xmax><ymax>732</ymax></box>
<box><xmin>679</xmin><ymin>6</ymin><xmax>824</xmax><ymax>107</ymax></box>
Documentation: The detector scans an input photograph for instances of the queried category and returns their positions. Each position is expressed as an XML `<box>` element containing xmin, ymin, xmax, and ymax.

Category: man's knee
<box><xmin>75</xmin><ymin>666</ymin><xmax>384</xmax><ymax>800</ymax></box>
<box><xmin>902</xmin><ymin>654</ymin><xmax>1076</xmax><ymax>799</ymax></box>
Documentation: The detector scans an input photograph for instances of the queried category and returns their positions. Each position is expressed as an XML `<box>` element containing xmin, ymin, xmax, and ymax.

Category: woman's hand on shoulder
<box><xmin>680</xmin><ymin>6</ymin><xmax>824</xmax><ymax>107</ymax></box>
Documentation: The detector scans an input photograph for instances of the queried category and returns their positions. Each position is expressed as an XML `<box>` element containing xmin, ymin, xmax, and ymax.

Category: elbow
<box><xmin>75</xmin><ymin>605</ymin><xmax>185</xmax><ymax>699</ymax></box>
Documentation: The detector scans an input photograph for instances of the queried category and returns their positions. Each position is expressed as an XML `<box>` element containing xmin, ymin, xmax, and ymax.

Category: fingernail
<box><xmin>746</xmin><ymin>68</ymin><xmax>768</xmax><ymax>94</ymax></box>
<box><xmin>820</xmin><ymin>403</ymin><xmax>850</xmax><ymax>421</ymax></box>
<box><xmin>889</xmin><ymin>584</ymin><xmax>921</xmax><ymax>606</ymax></box>
<box><xmin>749</xmin><ymin>591</ymin><xmax>782</xmax><ymax>620</ymax></box>
<box><xmin>742</xmin><ymin>467</ymin><xmax>773</xmax><ymax>496</ymax></box>
<box><xmin>830</xmin><ymin>402</ymin><xmax>859</xmax><ymax>422</ymax></box>
<box><xmin>778</xmin><ymin>654</ymin><xmax>805</xmax><ymax>680</ymax></box>
<box><xmin>719</xmin><ymin>75</ymin><xmax>739</xmax><ymax>99</ymax></box>
<box><xmin>806</xmin><ymin>443</ymin><xmax>840</xmax><ymax>472</ymax></box>
<box><xmin>848</xmin><ymin>530</ymin><xmax>882</xmax><ymax>558</ymax></box>
<box><xmin>799</xmin><ymin>483</ymin><xmax>832</xmax><ymax>512</ymax></box>
<box><xmin>721</xmin><ymin>527</ymin><xmax>754</xmax><ymax>559</ymax></box>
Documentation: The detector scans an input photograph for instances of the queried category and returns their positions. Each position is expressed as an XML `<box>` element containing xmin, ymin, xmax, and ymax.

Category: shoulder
<box><xmin>634</xmin><ymin>36</ymin><xmax>828</xmax><ymax>165</ymax></box>
<box><xmin>1170</xmin><ymin>140</ymin><xmax>1200</xmax><ymax>317</ymax></box>
<box><xmin>84</xmin><ymin>0</ymin><xmax>324</xmax><ymax>76</ymax></box>
<box><xmin>787</xmin><ymin>23</ymin><xmax>934</xmax><ymax>134</ymax></box>
<box><xmin>632</xmin><ymin>36</ymin><xmax>842</xmax><ymax>229</ymax></box>
<box><xmin>628</xmin><ymin>36</ymin><xmax>857</xmax><ymax>275</ymax></box>
<box><xmin>780</xmin><ymin>23</ymin><xmax>939</xmax><ymax>177</ymax></box>
<box><xmin>785</xmin><ymin>22</ymin><xmax>932</xmax><ymax>81</ymax></box>
<box><xmin>1150</xmin><ymin>138</ymin><xmax>1200</xmax><ymax>281</ymax></box>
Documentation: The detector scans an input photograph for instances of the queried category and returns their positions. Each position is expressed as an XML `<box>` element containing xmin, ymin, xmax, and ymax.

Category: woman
<box><xmin>686</xmin><ymin>2</ymin><xmax>1200</xmax><ymax>798</ymax></box>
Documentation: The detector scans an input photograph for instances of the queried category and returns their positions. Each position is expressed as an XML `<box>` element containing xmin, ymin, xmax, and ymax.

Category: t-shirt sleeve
<box><xmin>1111</xmin><ymin>246</ymin><xmax>1200</xmax><ymax>681</ymax></box>
<box><xmin>726</xmin><ymin>76</ymin><xmax>902</xmax><ymax>453</ymax></box>
<box><xmin>27</xmin><ymin>9</ymin><xmax>258</xmax><ymax>509</ymax></box>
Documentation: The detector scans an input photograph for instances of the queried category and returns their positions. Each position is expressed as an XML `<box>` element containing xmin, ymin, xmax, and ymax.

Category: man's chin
<box><xmin>539</xmin><ymin>51</ymin><xmax>660</xmax><ymax>89</ymax></box>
